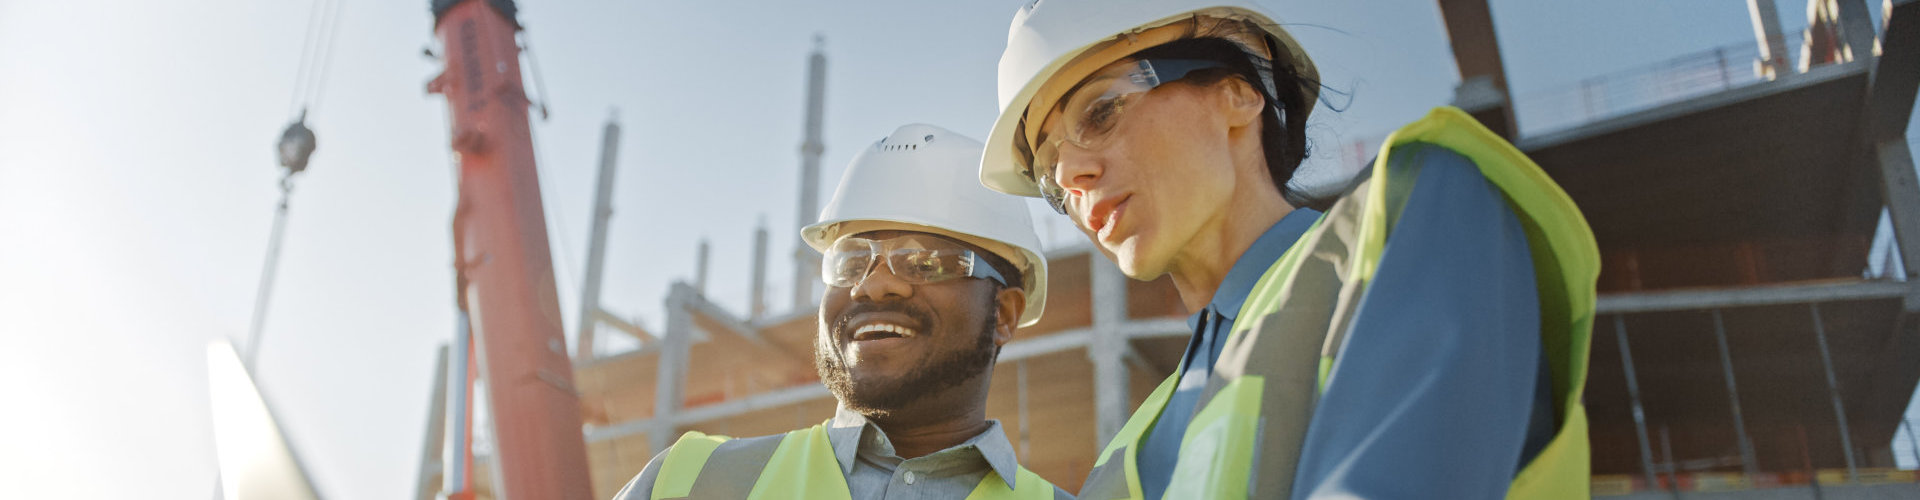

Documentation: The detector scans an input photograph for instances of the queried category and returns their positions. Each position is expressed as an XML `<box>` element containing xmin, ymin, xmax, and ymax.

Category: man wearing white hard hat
<box><xmin>611</xmin><ymin>124</ymin><xmax>1069</xmax><ymax>500</ymax></box>
<box><xmin>982</xmin><ymin>1</ymin><xmax>1600</xmax><ymax>498</ymax></box>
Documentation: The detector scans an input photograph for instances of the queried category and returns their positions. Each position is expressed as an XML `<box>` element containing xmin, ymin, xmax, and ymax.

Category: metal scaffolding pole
<box><xmin>1807</xmin><ymin>303</ymin><xmax>1860</xmax><ymax>482</ymax></box>
<box><xmin>1710</xmin><ymin>309</ymin><xmax>1762</xmax><ymax>477</ymax></box>
<box><xmin>574</xmin><ymin>113</ymin><xmax>623</xmax><ymax>361</ymax></box>
<box><xmin>1088</xmin><ymin>257</ymin><xmax>1132</xmax><ymax>446</ymax></box>
<box><xmin>1659</xmin><ymin>425</ymin><xmax>1682</xmax><ymax>499</ymax></box>
<box><xmin>751</xmin><ymin>221</ymin><xmax>769</xmax><ymax>321</ymax></box>
<box><xmin>1615</xmin><ymin>315</ymin><xmax>1663</xmax><ymax>491</ymax></box>
<box><xmin>790</xmin><ymin>36</ymin><xmax>827</xmax><ymax>311</ymax></box>
<box><xmin>651</xmin><ymin>284</ymin><xmax>695</xmax><ymax>454</ymax></box>
<box><xmin>696</xmin><ymin>239</ymin><xmax>710</xmax><ymax>296</ymax></box>
<box><xmin>1016</xmin><ymin>359</ymin><xmax>1031</xmax><ymax>461</ymax></box>
<box><xmin>443</xmin><ymin>312</ymin><xmax>475</xmax><ymax>499</ymax></box>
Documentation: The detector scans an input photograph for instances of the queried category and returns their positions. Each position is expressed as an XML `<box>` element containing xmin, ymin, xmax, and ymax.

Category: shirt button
<box><xmin>904</xmin><ymin>470</ymin><xmax>917</xmax><ymax>485</ymax></box>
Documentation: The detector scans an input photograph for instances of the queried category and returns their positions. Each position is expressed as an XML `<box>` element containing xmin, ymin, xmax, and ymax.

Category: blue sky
<box><xmin>0</xmin><ymin>1</ymin><xmax>1910</xmax><ymax>499</ymax></box>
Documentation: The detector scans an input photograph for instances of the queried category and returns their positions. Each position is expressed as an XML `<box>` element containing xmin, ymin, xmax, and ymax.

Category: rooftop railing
<box><xmin>1514</xmin><ymin>31</ymin><xmax>1807</xmax><ymax>137</ymax></box>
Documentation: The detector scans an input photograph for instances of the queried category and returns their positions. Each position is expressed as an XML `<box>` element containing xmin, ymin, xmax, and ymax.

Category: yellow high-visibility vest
<box><xmin>1075</xmin><ymin>106</ymin><xmax>1599</xmax><ymax>500</ymax></box>
<box><xmin>649</xmin><ymin>421</ymin><xmax>1058</xmax><ymax>500</ymax></box>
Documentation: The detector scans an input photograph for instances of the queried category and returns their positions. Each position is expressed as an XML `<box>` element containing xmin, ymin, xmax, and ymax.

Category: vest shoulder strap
<box><xmin>653</xmin><ymin>431</ymin><xmax>733</xmax><ymax>499</ymax></box>
<box><xmin>652</xmin><ymin>423</ymin><xmax>844</xmax><ymax>500</ymax></box>
<box><xmin>684</xmin><ymin>433</ymin><xmax>787</xmax><ymax>499</ymax></box>
<box><xmin>748</xmin><ymin>423</ymin><xmax>852</xmax><ymax>499</ymax></box>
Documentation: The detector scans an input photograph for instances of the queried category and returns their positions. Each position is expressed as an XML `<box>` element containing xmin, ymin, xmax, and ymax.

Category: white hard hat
<box><xmin>980</xmin><ymin>0</ymin><xmax>1320</xmax><ymax>197</ymax></box>
<box><xmin>802</xmin><ymin>124</ymin><xmax>1049</xmax><ymax>327</ymax></box>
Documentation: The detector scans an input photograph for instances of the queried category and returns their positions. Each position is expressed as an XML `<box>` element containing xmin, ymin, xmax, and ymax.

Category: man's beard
<box><xmin>815</xmin><ymin>301</ymin><xmax>999</xmax><ymax>417</ymax></box>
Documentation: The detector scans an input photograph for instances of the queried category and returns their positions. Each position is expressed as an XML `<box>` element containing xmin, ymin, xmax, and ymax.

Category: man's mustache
<box><xmin>829</xmin><ymin>301</ymin><xmax>936</xmax><ymax>342</ymax></box>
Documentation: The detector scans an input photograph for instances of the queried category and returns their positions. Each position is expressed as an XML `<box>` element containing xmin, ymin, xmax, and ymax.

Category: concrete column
<box><xmin>1089</xmin><ymin>257</ymin><xmax>1132</xmax><ymax>446</ymax></box>
<box><xmin>1876</xmin><ymin>140</ymin><xmax>1920</xmax><ymax>311</ymax></box>
<box><xmin>1834</xmin><ymin>0</ymin><xmax>1879</xmax><ymax>61</ymax></box>
<box><xmin>1435</xmin><ymin>0</ymin><xmax>1517</xmax><ymax>137</ymax></box>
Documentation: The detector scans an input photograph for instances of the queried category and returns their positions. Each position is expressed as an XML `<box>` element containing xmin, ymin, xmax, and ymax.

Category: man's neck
<box><xmin>864</xmin><ymin>382</ymin><xmax>992</xmax><ymax>459</ymax></box>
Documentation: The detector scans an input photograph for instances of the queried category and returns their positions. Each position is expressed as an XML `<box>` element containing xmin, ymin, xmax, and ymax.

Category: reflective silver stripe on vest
<box><xmin>679</xmin><ymin>433</ymin><xmax>787</xmax><ymax>499</ymax></box>
<box><xmin>1076</xmin><ymin>447</ymin><xmax>1133</xmax><ymax>500</ymax></box>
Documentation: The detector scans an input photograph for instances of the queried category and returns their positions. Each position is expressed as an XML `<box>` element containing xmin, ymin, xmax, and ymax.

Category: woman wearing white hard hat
<box><xmin>980</xmin><ymin>1</ymin><xmax>1599</xmax><ymax>499</ymax></box>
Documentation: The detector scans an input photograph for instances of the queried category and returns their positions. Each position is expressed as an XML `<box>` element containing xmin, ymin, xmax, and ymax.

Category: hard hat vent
<box><xmin>873</xmin><ymin>134</ymin><xmax>932</xmax><ymax>152</ymax></box>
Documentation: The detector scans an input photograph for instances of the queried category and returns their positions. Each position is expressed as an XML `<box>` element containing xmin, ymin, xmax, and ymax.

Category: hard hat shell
<box><xmin>980</xmin><ymin>0</ymin><xmax>1320</xmax><ymax>197</ymax></box>
<box><xmin>803</xmin><ymin>124</ymin><xmax>1049</xmax><ymax>327</ymax></box>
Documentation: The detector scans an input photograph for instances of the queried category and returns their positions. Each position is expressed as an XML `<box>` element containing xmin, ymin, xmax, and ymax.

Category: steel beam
<box><xmin>591</xmin><ymin>309</ymin><xmax>649</xmax><ymax>340</ymax></box>
<box><xmin>1595</xmin><ymin>280</ymin><xmax>1910</xmax><ymax>314</ymax></box>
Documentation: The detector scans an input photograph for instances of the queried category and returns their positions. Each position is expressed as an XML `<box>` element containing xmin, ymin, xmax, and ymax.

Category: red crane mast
<box><xmin>427</xmin><ymin>1</ymin><xmax>593</xmax><ymax>498</ymax></box>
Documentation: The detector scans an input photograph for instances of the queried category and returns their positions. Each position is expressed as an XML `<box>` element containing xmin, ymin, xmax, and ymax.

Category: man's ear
<box><xmin>991</xmin><ymin>286</ymin><xmax>1027</xmax><ymax>347</ymax></box>
<box><xmin>1219</xmin><ymin>77</ymin><xmax>1266</xmax><ymax>128</ymax></box>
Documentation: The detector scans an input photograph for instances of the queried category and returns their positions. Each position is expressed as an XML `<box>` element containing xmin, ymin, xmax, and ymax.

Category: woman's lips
<box><xmin>1087</xmin><ymin>195</ymin><xmax>1130</xmax><ymax>243</ymax></box>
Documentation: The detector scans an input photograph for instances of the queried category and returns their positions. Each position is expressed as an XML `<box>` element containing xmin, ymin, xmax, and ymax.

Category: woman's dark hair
<box><xmin>1127</xmin><ymin>21</ymin><xmax>1338</xmax><ymax>211</ymax></box>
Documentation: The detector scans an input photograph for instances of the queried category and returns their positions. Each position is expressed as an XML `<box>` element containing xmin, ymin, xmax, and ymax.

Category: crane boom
<box><xmin>427</xmin><ymin>1</ymin><xmax>594</xmax><ymax>498</ymax></box>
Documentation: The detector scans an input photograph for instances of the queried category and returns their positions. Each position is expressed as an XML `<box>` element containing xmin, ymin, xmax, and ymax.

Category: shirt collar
<box><xmin>826</xmin><ymin>406</ymin><xmax>1025</xmax><ymax>488</ymax></box>
<box><xmin>1190</xmin><ymin>208</ymin><xmax>1321</xmax><ymax>326</ymax></box>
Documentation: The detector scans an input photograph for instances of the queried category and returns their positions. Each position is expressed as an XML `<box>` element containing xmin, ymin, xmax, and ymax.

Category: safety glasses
<box><xmin>822</xmin><ymin>234</ymin><xmax>1008</xmax><ymax>289</ymax></box>
<box><xmin>1025</xmin><ymin>58</ymin><xmax>1230</xmax><ymax>214</ymax></box>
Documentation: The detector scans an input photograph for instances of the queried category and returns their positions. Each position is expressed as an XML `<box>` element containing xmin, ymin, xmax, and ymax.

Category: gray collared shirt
<box><xmin>614</xmin><ymin>406</ymin><xmax>1071</xmax><ymax>499</ymax></box>
<box><xmin>827</xmin><ymin>407</ymin><xmax>1067</xmax><ymax>499</ymax></box>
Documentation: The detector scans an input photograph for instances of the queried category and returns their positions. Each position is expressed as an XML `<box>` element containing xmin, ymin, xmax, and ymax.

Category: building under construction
<box><xmin>411</xmin><ymin>1</ymin><xmax>1920</xmax><ymax>498</ymax></box>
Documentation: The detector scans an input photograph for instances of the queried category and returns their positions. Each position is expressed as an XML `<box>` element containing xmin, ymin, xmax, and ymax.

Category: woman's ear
<box><xmin>1219</xmin><ymin>77</ymin><xmax>1266</xmax><ymax>128</ymax></box>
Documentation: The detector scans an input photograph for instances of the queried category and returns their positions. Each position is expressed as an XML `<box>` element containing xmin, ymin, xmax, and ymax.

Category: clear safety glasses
<box><xmin>1026</xmin><ymin>58</ymin><xmax>1230</xmax><ymax>214</ymax></box>
<box><xmin>821</xmin><ymin>234</ymin><xmax>1008</xmax><ymax>289</ymax></box>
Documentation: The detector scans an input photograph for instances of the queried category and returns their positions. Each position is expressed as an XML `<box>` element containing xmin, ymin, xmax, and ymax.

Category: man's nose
<box><xmin>848</xmin><ymin>258</ymin><xmax>913</xmax><ymax>303</ymax></box>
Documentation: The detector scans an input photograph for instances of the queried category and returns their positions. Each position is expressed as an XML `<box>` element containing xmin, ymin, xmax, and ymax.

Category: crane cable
<box><xmin>287</xmin><ymin>0</ymin><xmax>345</xmax><ymax>120</ymax></box>
<box><xmin>245</xmin><ymin>0</ymin><xmax>346</xmax><ymax>367</ymax></box>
